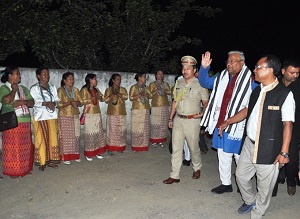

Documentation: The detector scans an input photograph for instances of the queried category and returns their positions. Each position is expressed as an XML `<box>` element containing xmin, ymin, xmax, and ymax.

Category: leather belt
<box><xmin>177</xmin><ymin>114</ymin><xmax>195</xmax><ymax>119</ymax></box>
<box><xmin>248</xmin><ymin>136</ymin><xmax>255</xmax><ymax>144</ymax></box>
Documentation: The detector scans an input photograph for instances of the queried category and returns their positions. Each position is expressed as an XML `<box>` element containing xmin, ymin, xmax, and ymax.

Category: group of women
<box><xmin>0</xmin><ymin>67</ymin><xmax>171</xmax><ymax>178</ymax></box>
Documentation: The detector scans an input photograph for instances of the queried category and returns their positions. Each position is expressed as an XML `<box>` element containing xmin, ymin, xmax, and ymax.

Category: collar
<box><xmin>260</xmin><ymin>78</ymin><xmax>279</xmax><ymax>92</ymax></box>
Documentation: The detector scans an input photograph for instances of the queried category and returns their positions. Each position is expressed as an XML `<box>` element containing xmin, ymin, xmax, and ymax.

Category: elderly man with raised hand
<box><xmin>199</xmin><ymin>51</ymin><xmax>258</xmax><ymax>194</ymax></box>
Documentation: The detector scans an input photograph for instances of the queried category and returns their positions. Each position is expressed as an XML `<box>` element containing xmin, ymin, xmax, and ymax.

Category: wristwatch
<box><xmin>280</xmin><ymin>152</ymin><xmax>289</xmax><ymax>158</ymax></box>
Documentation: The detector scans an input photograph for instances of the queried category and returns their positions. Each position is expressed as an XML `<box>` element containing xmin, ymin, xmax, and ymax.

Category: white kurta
<box><xmin>30</xmin><ymin>83</ymin><xmax>60</xmax><ymax>121</ymax></box>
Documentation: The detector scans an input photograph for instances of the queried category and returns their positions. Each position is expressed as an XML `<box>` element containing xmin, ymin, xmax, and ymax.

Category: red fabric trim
<box><xmin>84</xmin><ymin>146</ymin><xmax>106</xmax><ymax>157</ymax></box>
<box><xmin>150</xmin><ymin>138</ymin><xmax>167</xmax><ymax>143</ymax></box>
<box><xmin>131</xmin><ymin>146</ymin><xmax>149</xmax><ymax>152</ymax></box>
<box><xmin>60</xmin><ymin>154</ymin><xmax>80</xmax><ymax>161</ymax></box>
<box><xmin>106</xmin><ymin>145</ymin><xmax>126</xmax><ymax>152</ymax></box>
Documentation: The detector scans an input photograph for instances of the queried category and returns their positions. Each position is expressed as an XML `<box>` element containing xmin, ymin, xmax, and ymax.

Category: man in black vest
<box><xmin>272</xmin><ymin>59</ymin><xmax>300</xmax><ymax>196</ymax></box>
<box><xmin>218</xmin><ymin>55</ymin><xmax>295</xmax><ymax>219</ymax></box>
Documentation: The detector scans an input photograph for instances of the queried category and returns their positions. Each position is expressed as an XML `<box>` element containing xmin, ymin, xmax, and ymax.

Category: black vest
<box><xmin>244</xmin><ymin>83</ymin><xmax>291</xmax><ymax>164</ymax></box>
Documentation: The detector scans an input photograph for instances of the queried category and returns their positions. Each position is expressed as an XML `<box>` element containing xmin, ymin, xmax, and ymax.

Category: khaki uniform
<box><xmin>170</xmin><ymin>77</ymin><xmax>209</xmax><ymax>179</ymax></box>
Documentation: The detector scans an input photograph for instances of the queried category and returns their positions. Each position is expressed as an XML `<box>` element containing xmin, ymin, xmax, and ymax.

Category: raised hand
<box><xmin>201</xmin><ymin>51</ymin><xmax>213</xmax><ymax>68</ymax></box>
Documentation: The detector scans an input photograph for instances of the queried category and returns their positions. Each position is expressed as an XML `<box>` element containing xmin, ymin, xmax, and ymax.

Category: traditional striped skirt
<box><xmin>150</xmin><ymin>106</ymin><xmax>169</xmax><ymax>143</ymax></box>
<box><xmin>83</xmin><ymin>113</ymin><xmax>106</xmax><ymax>157</ymax></box>
<box><xmin>32</xmin><ymin>119</ymin><xmax>60</xmax><ymax>166</ymax></box>
<box><xmin>2</xmin><ymin>122</ymin><xmax>33</xmax><ymax>177</ymax></box>
<box><xmin>131</xmin><ymin>109</ymin><xmax>150</xmax><ymax>151</ymax></box>
<box><xmin>106</xmin><ymin>115</ymin><xmax>127</xmax><ymax>152</ymax></box>
<box><xmin>58</xmin><ymin>115</ymin><xmax>81</xmax><ymax>161</ymax></box>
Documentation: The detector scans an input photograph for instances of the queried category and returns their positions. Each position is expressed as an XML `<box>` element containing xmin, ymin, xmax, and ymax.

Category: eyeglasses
<box><xmin>225</xmin><ymin>60</ymin><xmax>242</xmax><ymax>64</ymax></box>
<box><xmin>254</xmin><ymin>65</ymin><xmax>269</xmax><ymax>70</ymax></box>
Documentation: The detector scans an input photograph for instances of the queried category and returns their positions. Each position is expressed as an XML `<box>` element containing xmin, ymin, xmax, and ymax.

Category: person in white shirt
<box><xmin>219</xmin><ymin>55</ymin><xmax>295</xmax><ymax>219</ymax></box>
<box><xmin>30</xmin><ymin>67</ymin><xmax>60</xmax><ymax>171</ymax></box>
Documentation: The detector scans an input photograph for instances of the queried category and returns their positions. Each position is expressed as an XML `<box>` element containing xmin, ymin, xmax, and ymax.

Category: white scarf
<box><xmin>201</xmin><ymin>65</ymin><xmax>253</xmax><ymax>140</ymax></box>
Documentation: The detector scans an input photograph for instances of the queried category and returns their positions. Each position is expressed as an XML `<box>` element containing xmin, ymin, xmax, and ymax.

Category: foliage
<box><xmin>0</xmin><ymin>0</ymin><xmax>221</xmax><ymax>73</ymax></box>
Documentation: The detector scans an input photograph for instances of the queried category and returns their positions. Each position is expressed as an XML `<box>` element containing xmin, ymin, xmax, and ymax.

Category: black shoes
<box><xmin>211</xmin><ymin>184</ymin><xmax>233</xmax><ymax>194</ymax></box>
<box><xmin>182</xmin><ymin>159</ymin><xmax>191</xmax><ymax>166</ymax></box>
<box><xmin>287</xmin><ymin>186</ymin><xmax>296</xmax><ymax>196</ymax></box>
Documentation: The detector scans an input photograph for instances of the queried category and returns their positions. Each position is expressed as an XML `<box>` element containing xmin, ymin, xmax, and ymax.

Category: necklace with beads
<box><xmin>63</xmin><ymin>86</ymin><xmax>74</xmax><ymax>99</ymax></box>
<box><xmin>39</xmin><ymin>82</ymin><xmax>54</xmax><ymax>113</ymax></box>
<box><xmin>136</xmin><ymin>83</ymin><xmax>146</xmax><ymax>105</ymax></box>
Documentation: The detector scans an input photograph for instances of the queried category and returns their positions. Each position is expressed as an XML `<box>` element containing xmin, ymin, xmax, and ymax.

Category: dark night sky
<box><xmin>181</xmin><ymin>0</ymin><xmax>300</xmax><ymax>73</ymax></box>
<box><xmin>1</xmin><ymin>1</ymin><xmax>300</xmax><ymax>73</ymax></box>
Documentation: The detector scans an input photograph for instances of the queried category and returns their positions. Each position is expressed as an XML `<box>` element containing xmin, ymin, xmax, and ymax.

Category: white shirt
<box><xmin>30</xmin><ymin>83</ymin><xmax>60</xmax><ymax>121</ymax></box>
<box><xmin>246</xmin><ymin>81</ymin><xmax>295</xmax><ymax>140</ymax></box>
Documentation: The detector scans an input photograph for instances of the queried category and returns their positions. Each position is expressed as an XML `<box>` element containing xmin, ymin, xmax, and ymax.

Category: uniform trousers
<box><xmin>236</xmin><ymin>136</ymin><xmax>279</xmax><ymax>219</ymax></box>
<box><xmin>170</xmin><ymin>117</ymin><xmax>201</xmax><ymax>179</ymax></box>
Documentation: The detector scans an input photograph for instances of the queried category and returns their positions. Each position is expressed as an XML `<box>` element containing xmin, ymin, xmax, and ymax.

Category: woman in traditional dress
<box><xmin>129</xmin><ymin>73</ymin><xmax>151</xmax><ymax>151</ymax></box>
<box><xmin>149</xmin><ymin>70</ymin><xmax>171</xmax><ymax>147</ymax></box>
<box><xmin>80</xmin><ymin>73</ymin><xmax>106</xmax><ymax>161</ymax></box>
<box><xmin>57</xmin><ymin>72</ymin><xmax>83</xmax><ymax>165</ymax></box>
<box><xmin>30</xmin><ymin>67</ymin><xmax>60</xmax><ymax>171</ymax></box>
<box><xmin>0</xmin><ymin>67</ymin><xmax>34</xmax><ymax>178</ymax></box>
<box><xmin>104</xmin><ymin>74</ymin><xmax>128</xmax><ymax>152</ymax></box>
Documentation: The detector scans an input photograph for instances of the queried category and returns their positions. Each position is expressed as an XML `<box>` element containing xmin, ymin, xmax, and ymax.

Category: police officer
<box><xmin>163</xmin><ymin>56</ymin><xmax>209</xmax><ymax>184</ymax></box>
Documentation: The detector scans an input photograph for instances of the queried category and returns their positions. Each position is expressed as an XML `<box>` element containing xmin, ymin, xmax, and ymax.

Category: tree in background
<box><xmin>0</xmin><ymin>0</ymin><xmax>220</xmax><ymax>73</ymax></box>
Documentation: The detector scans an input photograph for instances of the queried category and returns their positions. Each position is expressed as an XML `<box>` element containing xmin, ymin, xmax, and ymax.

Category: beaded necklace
<box><xmin>63</xmin><ymin>86</ymin><xmax>74</xmax><ymax>99</ymax></box>
<box><xmin>136</xmin><ymin>83</ymin><xmax>146</xmax><ymax>105</ymax></box>
<box><xmin>39</xmin><ymin>82</ymin><xmax>54</xmax><ymax>113</ymax></box>
<box><xmin>155</xmin><ymin>81</ymin><xmax>165</xmax><ymax>96</ymax></box>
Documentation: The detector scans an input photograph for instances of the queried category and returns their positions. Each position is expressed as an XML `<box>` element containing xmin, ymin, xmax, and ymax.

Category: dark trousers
<box><xmin>285</xmin><ymin>134</ymin><xmax>300</xmax><ymax>186</ymax></box>
<box><xmin>273</xmin><ymin>132</ymin><xmax>300</xmax><ymax>196</ymax></box>
<box><xmin>199</xmin><ymin>128</ymin><xmax>208</xmax><ymax>152</ymax></box>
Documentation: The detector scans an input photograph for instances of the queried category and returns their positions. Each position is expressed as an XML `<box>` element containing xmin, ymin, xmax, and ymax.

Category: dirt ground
<box><xmin>0</xmin><ymin>134</ymin><xmax>300</xmax><ymax>219</ymax></box>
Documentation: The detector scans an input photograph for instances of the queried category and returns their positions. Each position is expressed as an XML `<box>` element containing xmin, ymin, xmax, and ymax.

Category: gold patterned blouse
<box><xmin>104</xmin><ymin>86</ymin><xmax>128</xmax><ymax>115</ymax></box>
<box><xmin>129</xmin><ymin>84</ymin><xmax>151</xmax><ymax>110</ymax></box>
<box><xmin>149</xmin><ymin>81</ymin><xmax>171</xmax><ymax>107</ymax></box>
<box><xmin>80</xmin><ymin>87</ymin><xmax>104</xmax><ymax>114</ymax></box>
<box><xmin>57</xmin><ymin>86</ymin><xmax>83</xmax><ymax>116</ymax></box>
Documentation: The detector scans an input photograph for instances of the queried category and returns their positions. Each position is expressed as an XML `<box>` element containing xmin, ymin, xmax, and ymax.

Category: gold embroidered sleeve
<box><xmin>120</xmin><ymin>87</ymin><xmax>128</xmax><ymax>100</ymax></box>
<box><xmin>74</xmin><ymin>87</ymin><xmax>83</xmax><ymax>105</ymax></box>
<box><xmin>106</xmin><ymin>87</ymin><xmax>128</xmax><ymax>116</ymax></box>
<box><xmin>57</xmin><ymin>87</ymin><xmax>81</xmax><ymax>116</ymax></box>
<box><xmin>129</xmin><ymin>85</ymin><xmax>138</xmax><ymax>101</ymax></box>
<box><xmin>80</xmin><ymin>88</ymin><xmax>101</xmax><ymax>114</ymax></box>
<box><xmin>149</xmin><ymin>82</ymin><xmax>156</xmax><ymax>94</ymax></box>
<box><xmin>129</xmin><ymin>85</ymin><xmax>150</xmax><ymax>110</ymax></box>
<box><xmin>164</xmin><ymin>83</ymin><xmax>172</xmax><ymax>95</ymax></box>
<box><xmin>81</xmin><ymin>88</ymin><xmax>92</xmax><ymax>105</ymax></box>
<box><xmin>104</xmin><ymin>87</ymin><xmax>112</xmax><ymax>104</ymax></box>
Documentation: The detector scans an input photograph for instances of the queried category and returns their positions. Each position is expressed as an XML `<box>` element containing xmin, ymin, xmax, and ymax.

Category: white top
<box><xmin>246</xmin><ymin>81</ymin><xmax>295</xmax><ymax>140</ymax></box>
<box><xmin>30</xmin><ymin>83</ymin><xmax>60</xmax><ymax>121</ymax></box>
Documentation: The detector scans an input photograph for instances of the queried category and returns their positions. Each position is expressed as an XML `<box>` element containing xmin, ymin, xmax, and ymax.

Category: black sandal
<box><xmin>38</xmin><ymin>165</ymin><xmax>46</xmax><ymax>171</ymax></box>
<box><xmin>47</xmin><ymin>163</ymin><xmax>58</xmax><ymax>169</ymax></box>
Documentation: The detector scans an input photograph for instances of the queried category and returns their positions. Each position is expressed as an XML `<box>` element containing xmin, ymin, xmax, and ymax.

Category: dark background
<box><xmin>1</xmin><ymin>0</ymin><xmax>299</xmax><ymax>73</ymax></box>
<box><xmin>181</xmin><ymin>0</ymin><xmax>300</xmax><ymax>73</ymax></box>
